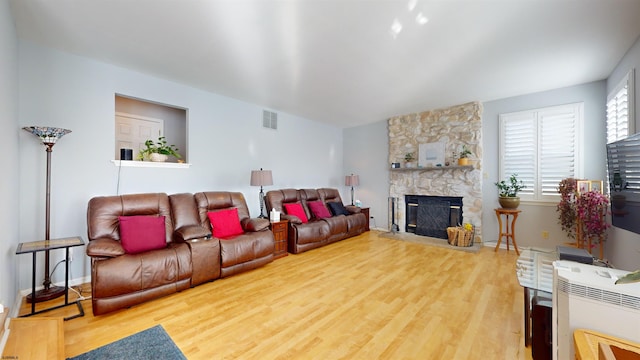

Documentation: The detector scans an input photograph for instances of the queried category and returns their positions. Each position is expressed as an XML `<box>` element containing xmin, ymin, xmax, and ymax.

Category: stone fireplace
<box><xmin>388</xmin><ymin>102</ymin><xmax>483</xmax><ymax>243</ymax></box>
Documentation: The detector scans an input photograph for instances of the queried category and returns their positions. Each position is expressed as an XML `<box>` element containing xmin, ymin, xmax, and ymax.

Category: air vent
<box><xmin>263</xmin><ymin>110</ymin><xmax>278</xmax><ymax>130</ymax></box>
<box><xmin>557</xmin><ymin>278</ymin><xmax>640</xmax><ymax>311</ymax></box>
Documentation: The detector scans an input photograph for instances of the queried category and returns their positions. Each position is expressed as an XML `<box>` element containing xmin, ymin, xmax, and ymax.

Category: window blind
<box><xmin>606</xmin><ymin>69</ymin><xmax>634</xmax><ymax>144</ymax></box>
<box><xmin>499</xmin><ymin>103</ymin><xmax>583</xmax><ymax>202</ymax></box>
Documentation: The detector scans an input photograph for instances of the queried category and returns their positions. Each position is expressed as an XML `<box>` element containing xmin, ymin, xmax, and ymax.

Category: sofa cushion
<box><xmin>327</xmin><ymin>202</ymin><xmax>350</xmax><ymax>216</ymax></box>
<box><xmin>284</xmin><ymin>203</ymin><xmax>309</xmax><ymax>223</ymax></box>
<box><xmin>208</xmin><ymin>208</ymin><xmax>244</xmax><ymax>238</ymax></box>
<box><xmin>308</xmin><ymin>200</ymin><xmax>331</xmax><ymax>219</ymax></box>
<box><xmin>118</xmin><ymin>215</ymin><xmax>167</xmax><ymax>254</ymax></box>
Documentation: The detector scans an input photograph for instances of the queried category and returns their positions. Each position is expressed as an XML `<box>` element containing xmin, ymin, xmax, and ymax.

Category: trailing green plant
<box><xmin>138</xmin><ymin>136</ymin><xmax>181</xmax><ymax>160</ymax></box>
<box><xmin>556</xmin><ymin>178</ymin><xmax>577</xmax><ymax>239</ymax></box>
<box><xmin>495</xmin><ymin>173</ymin><xmax>525</xmax><ymax>197</ymax></box>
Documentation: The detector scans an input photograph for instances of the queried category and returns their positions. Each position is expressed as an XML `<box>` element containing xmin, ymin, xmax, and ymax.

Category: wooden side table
<box><xmin>494</xmin><ymin>208</ymin><xmax>521</xmax><ymax>255</ymax></box>
<box><xmin>16</xmin><ymin>236</ymin><xmax>85</xmax><ymax>319</ymax></box>
<box><xmin>359</xmin><ymin>207</ymin><xmax>370</xmax><ymax>231</ymax></box>
<box><xmin>270</xmin><ymin>220</ymin><xmax>289</xmax><ymax>259</ymax></box>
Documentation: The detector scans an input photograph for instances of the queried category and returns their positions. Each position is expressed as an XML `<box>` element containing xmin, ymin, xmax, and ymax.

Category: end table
<box><xmin>270</xmin><ymin>220</ymin><xmax>289</xmax><ymax>259</ymax></box>
<box><xmin>359</xmin><ymin>207</ymin><xmax>370</xmax><ymax>231</ymax></box>
<box><xmin>16</xmin><ymin>236</ymin><xmax>85</xmax><ymax>320</ymax></box>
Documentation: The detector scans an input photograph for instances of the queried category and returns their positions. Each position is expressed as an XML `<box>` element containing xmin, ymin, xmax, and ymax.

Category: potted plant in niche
<box><xmin>495</xmin><ymin>173</ymin><xmax>526</xmax><ymax>208</ymax></box>
<box><xmin>138</xmin><ymin>136</ymin><xmax>182</xmax><ymax>162</ymax></box>
<box><xmin>404</xmin><ymin>152</ymin><xmax>416</xmax><ymax>168</ymax></box>
<box><xmin>457</xmin><ymin>145</ymin><xmax>472</xmax><ymax>166</ymax></box>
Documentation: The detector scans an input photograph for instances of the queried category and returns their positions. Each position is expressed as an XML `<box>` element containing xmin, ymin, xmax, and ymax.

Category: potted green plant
<box><xmin>457</xmin><ymin>145</ymin><xmax>472</xmax><ymax>166</ymax></box>
<box><xmin>138</xmin><ymin>136</ymin><xmax>181</xmax><ymax>162</ymax></box>
<box><xmin>404</xmin><ymin>152</ymin><xmax>416</xmax><ymax>168</ymax></box>
<box><xmin>495</xmin><ymin>173</ymin><xmax>526</xmax><ymax>208</ymax></box>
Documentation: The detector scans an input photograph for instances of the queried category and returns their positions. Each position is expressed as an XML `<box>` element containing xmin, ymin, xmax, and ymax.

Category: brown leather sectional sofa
<box><xmin>265</xmin><ymin>188</ymin><xmax>367</xmax><ymax>254</ymax></box>
<box><xmin>86</xmin><ymin>191</ymin><xmax>274</xmax><ymax>315</ymax></box>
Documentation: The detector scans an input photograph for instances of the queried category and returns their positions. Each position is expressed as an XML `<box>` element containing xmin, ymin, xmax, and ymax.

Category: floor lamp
<box><xmin>23</xmin><ymin>126</ymin><xmax>71</xmax><ymax>303</ymax></box>
<box><xmin>250</xmin><ymin>168</ymin><xmax>273</xmax><ymax>219</ymax></box>
<box><xmin>345</xmin><ymin>174</ymin><xmax>359</xmax><ymax>205</ymax></box>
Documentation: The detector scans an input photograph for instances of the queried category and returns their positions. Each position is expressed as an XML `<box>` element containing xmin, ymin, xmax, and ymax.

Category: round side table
<box><xmin>494</xmin><ymin>208</ymin><xmax>522</xmax><ymax>255</ymax></box>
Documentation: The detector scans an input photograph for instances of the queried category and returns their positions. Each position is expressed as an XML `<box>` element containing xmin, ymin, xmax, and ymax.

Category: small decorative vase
<box><xmin>150</xmin><ymin>153</ymin><xmax>168</xmax><ymax>162</ymax></box>
<box><xmin>458</xmin><ymin>158</ymin><xmax>469</xmax><ymax>166</ymax></box>
<box><xmin>499</xmin><ymin>196</ymin><xmax>520</xmax><ymax>209</ymax></box>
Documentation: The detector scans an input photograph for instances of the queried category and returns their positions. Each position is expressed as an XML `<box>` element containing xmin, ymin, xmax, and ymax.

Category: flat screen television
<box><xmin>606</xmin><ymin>132</ymin><xmax>640</xmax><ymax>235</ymax></box>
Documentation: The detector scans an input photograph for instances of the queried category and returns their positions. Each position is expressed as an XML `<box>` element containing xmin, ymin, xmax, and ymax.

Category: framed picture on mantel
<box><xmin>418</xmin><ymin>142</ymin><xmax>445</xmax><ymax>168</ymax></box>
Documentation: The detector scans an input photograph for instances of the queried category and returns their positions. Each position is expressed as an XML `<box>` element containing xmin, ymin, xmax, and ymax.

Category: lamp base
<box><xmin>26</xmin><ymin>285</ymin><xmax>65</xmax><ymax>303</ymax></box>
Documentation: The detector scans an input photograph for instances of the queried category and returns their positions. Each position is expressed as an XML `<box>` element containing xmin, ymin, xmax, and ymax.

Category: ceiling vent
<box><xmin>263</xmin><ymin>110</ymin><xmax>278</xmax><ymax>130</ymax></box>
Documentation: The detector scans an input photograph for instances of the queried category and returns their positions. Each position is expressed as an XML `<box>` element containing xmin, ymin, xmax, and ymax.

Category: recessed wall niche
<box><xmin>114</xmin><ymin>94</ymin><xmax>187</xmax><ymax>162</ymax></box>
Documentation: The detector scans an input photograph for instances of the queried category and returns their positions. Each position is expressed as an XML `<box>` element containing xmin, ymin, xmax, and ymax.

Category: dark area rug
<box><xmin>68</xmin><ymin>325</ymin><xmax>186</xmax><ymax>360</ymax></box>
<box><xmin>378</xmin><ymin>231</ymin><xmax>482</xmax><ymax>253</ymax></box>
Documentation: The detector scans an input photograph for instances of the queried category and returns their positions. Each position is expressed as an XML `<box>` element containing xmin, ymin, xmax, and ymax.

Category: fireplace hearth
<box><xmin>405</xmin><ymin>195</ymin><xmax>463</xmax><ymax>239</ymax></box>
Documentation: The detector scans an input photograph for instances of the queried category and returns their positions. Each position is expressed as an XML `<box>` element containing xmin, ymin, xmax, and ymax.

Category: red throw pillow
<box><xmin>119</xmin><ymin>215</ymin><xmax>167</xmax><ymax>254</ymax></box>
<box><xmin>308</xmin><ymin>200</ymin><xmax>331</xmax><ymax>219</ymax></box>
<box><xmin>207</xmin><ymin>208</ymin><xmax>244</xmax><ymax>239</ymax></box>
<box><xmin>283</xmin><ymin>203</ymin><xmax>309</xmax><ymax>223</ymax></box>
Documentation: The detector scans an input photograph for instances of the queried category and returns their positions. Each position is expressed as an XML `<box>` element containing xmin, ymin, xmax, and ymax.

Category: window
<box><xmin>606</xmin><ymin>69</ymin><xmax>635</xmax><ymax>144</ymax></box>
<box><xmin>499</xmin><ymin>103</ymin><xmax>583</xmax><ymax>202</ymax></box>
<box><xmin>114</xmin><ymin>94</ymin><xmax>187</xmax><ymax>163</ymax></box>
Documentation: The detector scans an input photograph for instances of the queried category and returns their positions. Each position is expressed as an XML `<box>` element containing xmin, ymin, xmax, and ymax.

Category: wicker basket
<box><xmin>447</xmin><ymin>225</ymin><xmax>475</xmax><ymax>247</ymax></box>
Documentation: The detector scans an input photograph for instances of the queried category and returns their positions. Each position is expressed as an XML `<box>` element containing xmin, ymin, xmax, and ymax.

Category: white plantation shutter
<box><xmin>499</xmin><ymin>103</ymin><xmax>583</xmax><ymax>202</ymax></box>
<box><xmin>607</xmin><ymin>70</ymin><xmax>634</xmax><ymax>144</ymax></box>
<box><xmin>500</xmin><ymin>112</ymin><xmax>536</xmax><ymax>197</ymax></box>
<box><xmin>607</xmin><ymin>133</ymin><xmax>640</xmax><ymax>193</ymax></box>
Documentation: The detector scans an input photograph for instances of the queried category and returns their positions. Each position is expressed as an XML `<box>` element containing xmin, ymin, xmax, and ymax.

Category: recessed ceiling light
<box><xmin>390</xmin><ymin>18</ymin><xmax>403</xmax><ymax>38</ymax></box>
<box><xmin>416</xmin><ymin>12</ymin><xmax>429</xmax><ymax>25</ymax></box>
<box><xmin>407</xmin><ymin>0</ymin><xmax>417</xmax><ymax>12</ymax></box>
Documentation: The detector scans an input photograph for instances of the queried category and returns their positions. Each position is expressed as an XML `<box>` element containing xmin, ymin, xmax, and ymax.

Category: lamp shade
<box><xmin>345</xmin><ymin>174</ymin><xmax>359</xmax><ymax>186</ymax></box>
<box><xmin>250</xmin><ymin>169</ymin><xmax>273</xmax><ymax>186</ymax></box>
<box><xmin>23</xmin><ymin>126</ymin><xmax>71</xmax><ymax>145</ymax></box>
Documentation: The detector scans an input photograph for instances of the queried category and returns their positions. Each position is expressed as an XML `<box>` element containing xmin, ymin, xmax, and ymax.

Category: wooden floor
<box><xmin>23</xmin><ymin>231</ymin><xmax>533</xmax><ymax>359</ymax></box>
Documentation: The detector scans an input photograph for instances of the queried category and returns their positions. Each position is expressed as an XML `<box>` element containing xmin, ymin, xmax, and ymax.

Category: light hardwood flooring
<box><xmin>21</xmin><ymin>231</ymin><xmax>533</xmax><ymax>359</ymax></box>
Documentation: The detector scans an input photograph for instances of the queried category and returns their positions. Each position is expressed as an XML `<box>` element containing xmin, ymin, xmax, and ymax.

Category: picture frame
<box><xmin>576</xmin><ymin>179</ymin><xmax>604</xmax><ymax>194</ymax></box>
<box><xmin>576</xmin><ymin>180</ymin><xmax>590</xmax><ymax>194</ymax></box>
<box><xmin>590</xmin><ymin>180</ymin><xmax>603</xmax><ymax>193</ymax></box>
<box><xmin>418</xmin><ymin>142</ymin><xmax>445</xmax><ymax>168</ymax></box>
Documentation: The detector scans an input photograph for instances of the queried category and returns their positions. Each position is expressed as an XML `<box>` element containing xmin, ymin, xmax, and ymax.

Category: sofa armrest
<box><xmin>242</xmin><ymin>218</ymin><xmax>270</xmax><ymax>232</ymax></box>
<box><xmin>281</xmin><ymin>214</ymin><xmax>302</xmax><ymax>224</ymax></box>
<box><xmin>345</xmin><ymin>205</ymin><xmax>362</xmax><ymax>214</ymax></box>
<box><xmin>174</xmin><ymin>225</ymin><xmax>212</xmax><ymax>242</ymax></box>
<box><xmin>86</xmin><ymin>238</ymin><xmax>125</xmax><ymax>258</ymax></box>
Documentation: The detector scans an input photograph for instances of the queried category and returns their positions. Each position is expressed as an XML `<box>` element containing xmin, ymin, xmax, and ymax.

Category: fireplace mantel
<box><xmin>390</xmin><ymin>165</ymin><xmax>473</xmax><ymax>172</ymax></box>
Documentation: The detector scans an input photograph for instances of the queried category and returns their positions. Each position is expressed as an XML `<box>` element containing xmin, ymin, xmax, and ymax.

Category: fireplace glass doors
<box><xmin>405</xmin><ymin>195</ymin><xmax>463</xmax><ymax>239</ymax></box>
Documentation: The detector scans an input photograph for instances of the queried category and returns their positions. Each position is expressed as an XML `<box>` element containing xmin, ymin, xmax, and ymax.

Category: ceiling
<box><xmin>9</xmin><ymin>0</ymin><xmax>640</xmax><ymax>128</ymax></box>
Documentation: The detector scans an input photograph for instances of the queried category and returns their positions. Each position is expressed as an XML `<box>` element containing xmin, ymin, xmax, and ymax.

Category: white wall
<box><xmin>0</xmin><ymin>0</ymin><xmax>19</xmax><ymax>309</ymax></box>
<box><xmin>605</xmin><ymin>35</ymin><xmax>640</xmax><ymax>271</ymax></box>
<box><xmin>343</xmin><ymin>120</ymin><xmax>389</xmax><ymax>229</ymax></box>
<box><xmin>16</xmin><ymin>40</ymin><xmax>345</xmax><ymax>292</ymax></box>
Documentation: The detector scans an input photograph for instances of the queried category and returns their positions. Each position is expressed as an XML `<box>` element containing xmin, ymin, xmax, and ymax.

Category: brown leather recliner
<box><xmin>86</xmin><ymin>193</ymin><xmax>192</xmax><ymax>315</ymax></box>
<box><xmin>194</xmin><ymin>192</ymin><xmax>275</xmax><ymax>278</ymax></box>
<box><xmin>318</xmin><ymin>188</ymin><xmax>367</xmax><ymax>239</ymax></box>
<box><xmin>265</xmin><ymin>188</ymin><xmax>366</xmax><ymax>254</ymax></box>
